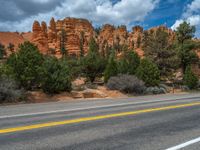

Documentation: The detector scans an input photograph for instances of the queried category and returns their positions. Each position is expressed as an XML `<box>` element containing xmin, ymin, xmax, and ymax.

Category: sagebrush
<box><xmin>107</xmin><ymin>74</ymin><xmax>146</xmax><ymax>94</ymax></box>
<box><xmin>0</xmin><ymin>76</ymin><xmax>24</xmax><ymax>103</ymax></box>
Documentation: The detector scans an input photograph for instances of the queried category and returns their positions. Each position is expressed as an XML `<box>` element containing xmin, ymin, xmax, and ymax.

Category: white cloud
<box><xmin>184</xmin><ymin>0</ymin><xmax>200</xmax><ymax>16</ymax></box>
<box><xmin>0</xmin><ymin>0</ymin><xmax>159</xmax><ymax>32</ymax></box>
<box><xmin>171</xmin><ymin>0</ymin><xmax>200</xmax><ymax>37</ymax></box>
<box><xmin>187</xmin><ymin>15</ymin><xmax>200</xmax><ymax>26</ymax></box>
<box><xmin>171</xmin><ymin>19</ymin><xmax>184</xmax><ymax>30</ymax></box>
<box><xmin>53</xmin><ymin>0</ymin><xmax>159</xmax><ymax>27</ymax></box>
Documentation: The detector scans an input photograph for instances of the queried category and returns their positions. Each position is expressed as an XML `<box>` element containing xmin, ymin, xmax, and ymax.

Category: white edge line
<box><xmin>166</xmin><ymin>137</ymin><xmax>200</xmax><ymax>150</ymax></box>
<box><xmin>0</xmin><ymin>99</ymin><xmax>168</xmax><ymax>119</ymax></box>
<box><xmin>0</xmin><ymin>96</ymin><xmax>199</xmax><ymax>119</ymax></box>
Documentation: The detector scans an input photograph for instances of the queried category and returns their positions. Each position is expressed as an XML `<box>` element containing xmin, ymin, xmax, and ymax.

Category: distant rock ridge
<box><xmin>0</xmin><ymin>17</ymin><xmax>179</xmax><ymax>58</ymax></box>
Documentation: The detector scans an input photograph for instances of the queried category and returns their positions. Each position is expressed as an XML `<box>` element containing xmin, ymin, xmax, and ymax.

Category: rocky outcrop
<box><xmin>30</xmin><ymin>18</ymin><xmax>180</xmax><ymax>58</ymax></box>
<box><xmin>1</xmin><ymin>17</ymin><xmax>197</xmax><ymax>59</ymax></box>
<box><xmin>128</xmin><ymin>26</ymin><xmax>144</xmax><ymax>57</ymax></box>
<box><xmin>98</xmin><ymin>25</ymin><xmax>131</xmax><ymax>57</ymax></box>
<box><xmin>0</xmin><ymin>32</ymin><xmax>25</xmax><ymax>56</ymax></box>
<box><xmin>32</xmin><ymin>21</ymin><xmax>48</xmax><ymax>54</ymax></box>
<box><xmin>148</xmin><ymin>25</ymin><xmax>176</xmax><ymax>42</ymax></box>
<box><xmin>32</xmin><ymin>17</ymin><xmax>95</xmax><ymax>57</ymax></box>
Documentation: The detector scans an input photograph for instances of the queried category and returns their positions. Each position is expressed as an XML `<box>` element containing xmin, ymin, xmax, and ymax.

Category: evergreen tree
<box><xmin>48</xmin><ymin>48</ymin><xmax>56</xmax><ymax>55</ymax></box>
<box><xmin>132</xmin><ymin>41</ymin><xmax>135</xmax><ymax>49</ymax></box>
<box><xmin>0</xmin><ymin>43</ymin><xmax>6</xmax><ymax>59</ymax></box>
<box><xmin>67</xmin><ymin>57</ymin><xmax>83</xmax><ymax>80</ymax></box>
<box><xmin>7</xmin><ymin>43</ymin><xmax>15</xmax><ymax>53</ymax></box>
<box><xmin>95</xmin><ymin>27</ymin><xmax>101</xmax><ymax>35</ymax></box>
<box><xmin>7</xmin><ymin>41</ymin><xmax>44</xmax><ymax>90</ymax></box>
<box><xmin>136</xmin><ymin>59</ymin><xmax>160</xmax><ymax>86</ymax></box>
<box><xmin>143</xmin><ymin>28</ymin><xmax>179</xmax><ymax>78</ymax></box>
<box><xmin>105</xmin><ymin>44</ymin><xmax>112</xmax><ymax>60</ymax></box>
<box><xmin>104</xmin><ymin>54</ymin><xmax>118</xmax><ymax>83</ymax></box>
<box><xmin>82</xmin><ymin>38</ymin><xmax>105</xmax><ymax>82</ymax></box>
<box><xmin>118</xmin><ymin>50</ymin><xmax>140</xmax><ymax>75</ymax></box>
<box><xmin>101</xmin><ymin>40</ymin><xmax>107</xmax><ymax>58</ymax></box>
<box><xmin>89</xmin><ymin>37</ymin><xmax>99</xmax><ymax>53</ymax></box>
<box><xmin>175</xmin><ymin>21</ymin><xmax>198</xmax><ymax>73</ymax></box>
<box><xmin>114</xmin><ymin>35</ymin><xmax>121</xmax><ymax>52</ymax></box>
<box><xmin>176</xmin><ymin>21</ymin><xmax>196</xmax><ymax>44</ymax></box>
<box><xmin>183</xmin><ymin>66</ymin><xmax>198</xmax><ymax>89</ymax></box>
<box><xmin>60</xmin><ymin>29</ymin><xmax>67</xmax><ymax>57</ymax></box>
<box><xmin>41</xmin><ymin>56</ymin><xmax>71</xmax><ymax>94</ymax></box>
<box><xmin>80</xmin><ymin>31</ymin><xmax>85</xmax><ymax>57</ymax></box>
<box><xmin>136</xmin><ymin>35</ymin><xmax>141</xmax><ymax>48</ymax></box>
<box><xmin>118</xmin><ymin>58</ymin><xmax>129</xmax><ymax>74</ymax></box>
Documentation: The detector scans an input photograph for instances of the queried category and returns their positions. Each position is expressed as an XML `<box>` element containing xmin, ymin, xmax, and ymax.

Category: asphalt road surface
<box><xmin>0</xmin><ymin>93</ymin><xmax>200</xmax><ymax>150</ymax></box>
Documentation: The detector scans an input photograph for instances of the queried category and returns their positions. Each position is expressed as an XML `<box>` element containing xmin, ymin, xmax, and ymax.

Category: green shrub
<box><xmin>82</xmin><ymin>52</ymin><xmax>106</xmax><ymax>83</ymax></box>
<box><xmin>104</xmin><ymin>55</ymin><xmax>118</xmax><ymax>83</ymax></box>
<box><xmin>118</xmin><ymin>51</ymin><xmax>140</xmax><ymax>75</ymax></box>
<box><xmin>107</xmin><ymin>74</ymin><xmax>146</xmax><ymax>94</ymax></box>
<box><xmin>41</xmin><ymin>56</ymin><xmax>72</xmax><ymax>94</ymax></box>
<box><xmin>67</xmin><ymin>57</ymin><xmax>83</xmax><ymax>79</ymax></box>
<box><xmin>117</xmin><ymin>58</ymin><xmax>129</xmax><ymax>74</ymax></box>
<box><xmin>7</xmin><ymin>42</ymin><xmax>44</xmax><ymax>90</ymax></box>
<box><xmin>136</xmin><ymin>59</ymin><xmax>160</xmax><ymax>86</ymax></box>
<box><xmin>82</xmin><ymin>38</ymin><xmax>106</xmax><ymax>83</ymax></box>
<box><xmin>183</xmin><ymin>66</ymin><xmax>198</xmax><ymax>89</ymax></box>
<box><xmin>0</xmin><ymin>63</ymin><xmax>14</xmax><ymax>78</ymax></box>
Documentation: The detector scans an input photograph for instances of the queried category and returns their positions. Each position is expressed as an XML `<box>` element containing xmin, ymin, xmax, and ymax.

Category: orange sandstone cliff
<box><xmin>32</xmin><ymin>17</ymin><xmax>95</xmax><ymax>57</ymax></box>
<box><xmin>0</xmin><ymin>17</ymin><xmax>190</xmax><ymax>58</ymax></box>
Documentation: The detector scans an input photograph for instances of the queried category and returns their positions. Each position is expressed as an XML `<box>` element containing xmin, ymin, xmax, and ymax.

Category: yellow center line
<box><xmin>0</xmin><ymin>102</ymin><xmax>200</xmax><ymax>134</ymax></box>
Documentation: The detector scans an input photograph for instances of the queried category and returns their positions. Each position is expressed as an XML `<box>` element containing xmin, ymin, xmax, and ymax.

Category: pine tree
<box><xmin>104</xmin><ymin>54</ymin><xmax>118</xmax><ymax>83</ymax></box>
<box><xmin>143</xmin><ymin>28</ymin><xmax>179</xmax><ymax>78</ymax></box>
<box><xmin>136</xmin><ymin>35</ymin><xmax>141</xmax><ymax>48</ymax></box>
<box><xmin>176</xmin><ymin>21</ymin><xmax>198</xmax><ymax>73</ymax></box>
<box><xmin>0</xmin><ymin>43</ymin><xmax>6</xmax><ymax>59</ymax></box>
<box><xmin>7</xmin><ymin>43</ymin><xmax>15</xmax><ymax>53</ymax></box>
<box><xmin>60</xmin><ymin>29</ymin><xmax>67</xmax><ymax>57</ymax></box>
<box><xmin>41</xmin><ymin>56</ymin><xmax>72</xmax><ymax>94</ymax></box>
<box><xmin>183</xmin><ymin>66</ymin><xmax>198</xmax><ymax>89</ymax></box>
<box><xmin>7</xmin><ymin>41</ymin><xmax>44</xmax><ymax>90</ymax></box>
<box><xmin>80</xmin><ymin>31</ymin><xmax>85</xmax><ymax>57</ymax></box>
<box><xmin>82</xmin><ymin>37</ymin><xmax>105</xmax><ymax>82</ymax></box>
<box><xmin>118</xmin><ymin>50</ymin><xmax>140</xmax><ymax>75</ymax></box>
<box><xmin>89</xmin><ymin>37</ymin><xmax>98</xmax><ymax>53</ymax></box>
<box><xmin>136</xmin><ymin>59</ymin><xmax>160</xmax><ymax>86</ymax></box>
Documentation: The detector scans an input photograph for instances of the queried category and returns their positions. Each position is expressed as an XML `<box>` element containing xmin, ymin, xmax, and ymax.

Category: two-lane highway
<box><xmin>0</xmin><ymin>93</ymin><xmax>200</xmax><ymax>150</ymax></box>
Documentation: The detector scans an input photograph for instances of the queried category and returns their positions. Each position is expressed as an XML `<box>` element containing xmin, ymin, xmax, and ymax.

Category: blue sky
<box><xmin>142</xmin><ymin>0</ymin><xmax>191</xmax><ymax>29</ymax></box>
<box><xmin>0</xmin><ymin>0</ymin><xmax>199</xmax><ymax>36</ymax></box>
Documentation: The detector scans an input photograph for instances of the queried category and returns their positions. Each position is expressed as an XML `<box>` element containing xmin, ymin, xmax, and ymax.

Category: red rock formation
<box><xmin>98</xmin><ymin>24</ymin><xmax>115</xmax><ymax>46</ymax></box>
<box><xmin>32</xmin><ymin>21</ymin><xmax>48</xmax><ymax>54</ymax></box>
<box><xmin>128</xmin><ymin>26</ymin><xmax>144</xmax><ymax>57</ymax></box>
<box><xmin>30</xmin><ymin>18</ymin><xmax>181</xmax><ymax>58</ymax></box>
<box><xmin>31</xmin><ymin>17</ymin><xmax>95</xmax><ymax>57</ymax></box>
<box><xmin>48</xmin><ymin>18</ymin><xmax>57</xmax><ymax>47</ymax></box>
<box><xmin>21</xmin><ymin>32</ymin><xmax>32</xmax><ymax>41</ymax></box>
<box><xmin>148</xmin><ymin>25</ymin><xmax>176</xmax><ymax>42</ymax></box>
<box><xmin>0</xmin><ymin>32</ymin><xmax>25</xmax><ymax>55</ymax></box>
<box><xmin>1</xmin><ymin>17</ymin><xmax>198</xmax><ymax>61</ymax></box>
<box><xmin>54</xmin><ymin>18</ymin><xmax>95</xmax><ymax>56</ymax></box>
<box><xmin>98</xmin><ymin>24</ymin><xmax>131</xmax><ymax>57</ymax></box>
<box><xmin>32</xmin><ymin>21</ymin><xmax>41</xmax><ymax>39</ymax></box>
<box><xmin>98</xmin><ymin>25</ymin><xmax>129</xmax><ymax>47</ymax></box>
<box><xmin>41</xmin><ymin>21</ymin><xmax>48</xmax><ymax>38</ymax></box>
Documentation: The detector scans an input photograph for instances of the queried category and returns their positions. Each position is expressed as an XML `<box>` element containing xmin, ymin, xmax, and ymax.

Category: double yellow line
<box><xmin>0</xmin><ymin>102</ymin><xmax>200</xmax><ymax>134</ymax></box>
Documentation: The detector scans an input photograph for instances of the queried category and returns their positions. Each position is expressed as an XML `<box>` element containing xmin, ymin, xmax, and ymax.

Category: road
<box><xmin>0</xmin><ymin>93</ymin><xmax>200</xmax><ymax>150</ymax></box>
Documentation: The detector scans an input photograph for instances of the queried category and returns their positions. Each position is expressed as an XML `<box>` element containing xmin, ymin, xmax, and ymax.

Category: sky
<box><xmin>0</xmin><ymin>0</ymin><xmax>199</xmax><ymax>37</ymax></box>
